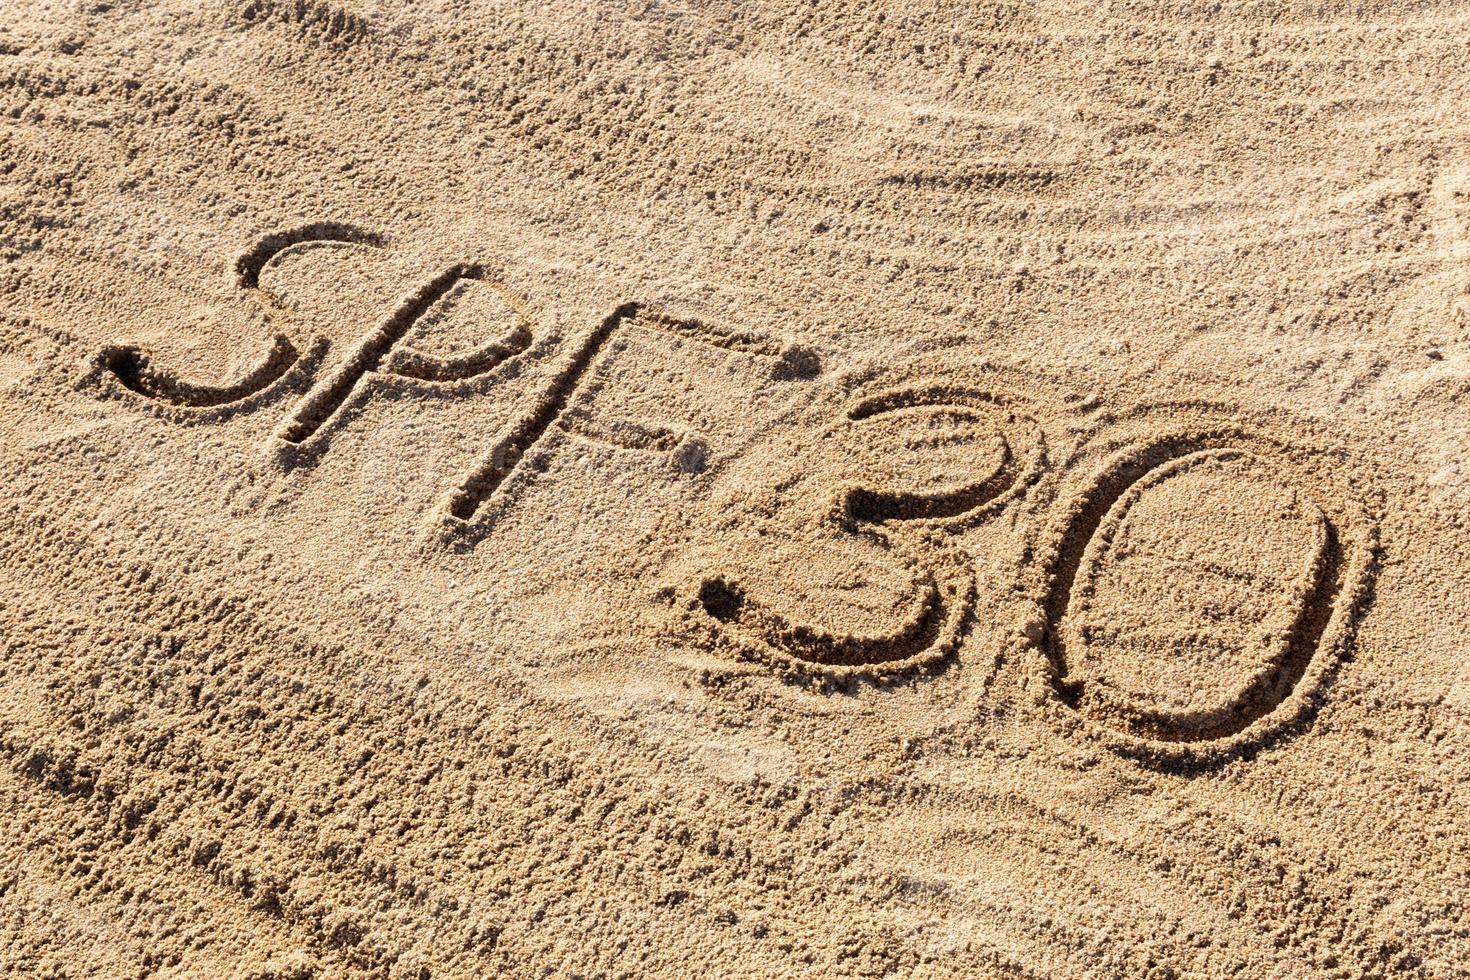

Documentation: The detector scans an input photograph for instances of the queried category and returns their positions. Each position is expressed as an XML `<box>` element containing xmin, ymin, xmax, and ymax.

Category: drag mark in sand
<box><xmin>277</xmin><ymin>264</ymin><xmax>525</xmax><ymax>444</ymax></box>
<box><xmin>97</xmin><ymin>222</ymin><xmax>388</xmax><ymax>410</ymax></box>
<box><xmin>444</xmin><ymin>306</ymin><xmax>819</xmax><ymax>523</ymax></box>
<box><xmin>99</xmin><ymin>333</ymin><xmax>301</xmax><ymax>409</ymax></box>
<box><xmin>233</xmin><ymin>221</ymin><xmax>386</xmax><ymax>290</ymax></box>
<box><xmin>1033</xmin><ymin>425</ymin><xmax>1377</xmax><ymax>758</ymax></box>
<box><xmin>445</xmin><ymin>302</ymin><xmax>638</xmax><ymax>521</ymax></box>
<box><xmin>836</xmin><ymin>386</ymin><xmax>1044</xmax><ymax>526</ymax></box>
<box><xmin>683</xmin><ymin>384</ymin><xmax>1041</xmax><ymax>677</ymax></box>
<box><xmin>693</xmin><ymin>543</ymin><xmax>971</xmax><ymax>672</ymax></box>
<box><xmin>96</xmin><ymin>225</ymin><xmax>536</xmax><ymax>453</ymax></box>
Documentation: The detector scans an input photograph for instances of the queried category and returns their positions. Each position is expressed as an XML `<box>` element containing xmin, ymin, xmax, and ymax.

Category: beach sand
<box><xmin>1</xmin><ymin>1</ymin><xmax>1468</xmax><ymax>975</ymax></box>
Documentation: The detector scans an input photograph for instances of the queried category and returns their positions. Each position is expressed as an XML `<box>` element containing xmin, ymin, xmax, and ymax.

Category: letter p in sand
<box><xmin>275</xmin><ymin>262</ymin><xmax>530</xmax><ymax>446</ymax></box>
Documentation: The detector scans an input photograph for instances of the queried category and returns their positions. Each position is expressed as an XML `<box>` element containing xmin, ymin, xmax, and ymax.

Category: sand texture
<box><xmin>2</xmin><ymin>1</ymin><xmax>1469</xmax><ymax>976</ymax></box>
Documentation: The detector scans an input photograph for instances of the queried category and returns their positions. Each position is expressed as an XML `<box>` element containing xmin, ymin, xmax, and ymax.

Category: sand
<box><xmin>1</xmin><ymin>1</ymin><xmax>1468</xmax><ymax>976</ymax></box>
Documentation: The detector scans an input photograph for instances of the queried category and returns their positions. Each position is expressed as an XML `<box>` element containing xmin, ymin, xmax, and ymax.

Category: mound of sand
<box><xmin>2</xmin><ymin>1</ymin><xmax>1468</xmax><ymax>976</ymax></box>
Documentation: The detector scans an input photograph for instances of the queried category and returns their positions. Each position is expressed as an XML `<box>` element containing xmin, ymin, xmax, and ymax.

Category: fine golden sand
<box><xmin>2</xmin><ymin>2</ymin><xmax>1468</xmax><ymax>976</ymax></box>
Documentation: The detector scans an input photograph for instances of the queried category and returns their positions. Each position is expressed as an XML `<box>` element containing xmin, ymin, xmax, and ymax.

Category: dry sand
<box><xmin>2</xmin><ymin>1</ymin><xmax>1469</xmax><ymax>976</ymax></box>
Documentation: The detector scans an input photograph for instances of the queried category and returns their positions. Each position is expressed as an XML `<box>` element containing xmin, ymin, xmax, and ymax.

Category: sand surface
<box><xmin>2</xmin><ymin>1</ymin><xmax>1469</xmax><ymax>976</ymax></box>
